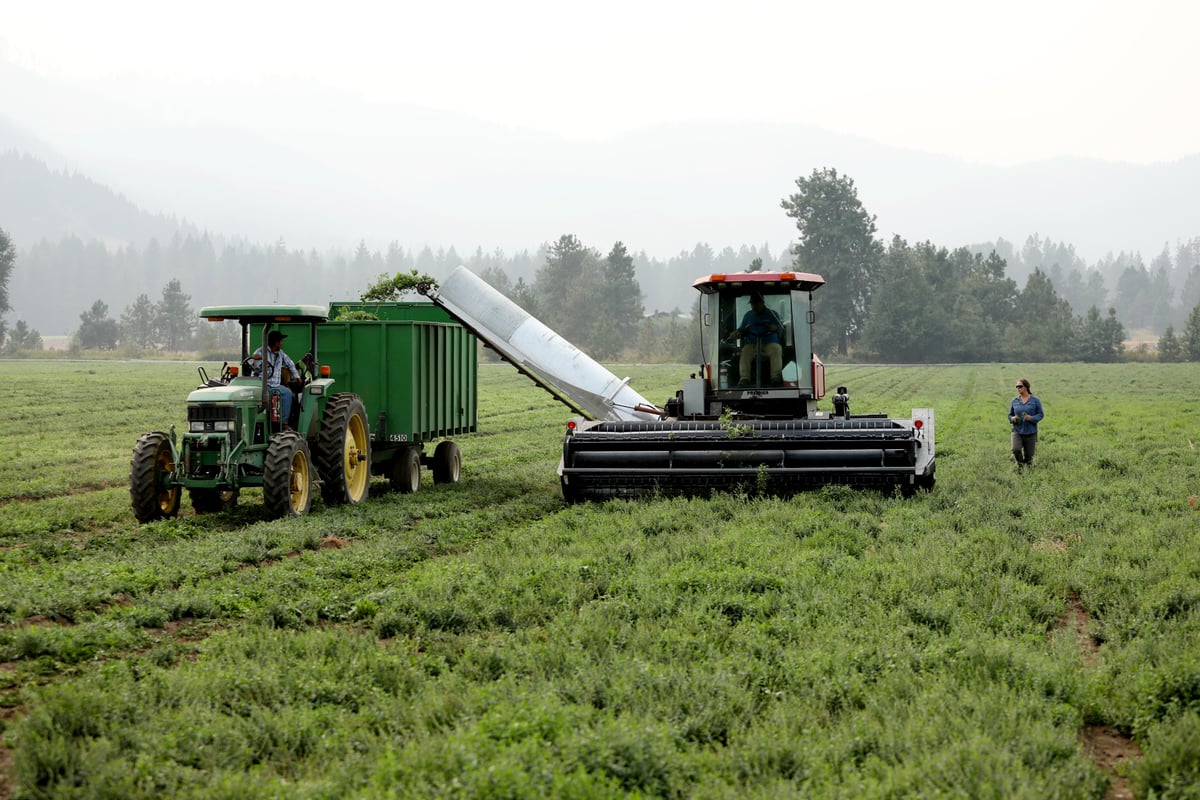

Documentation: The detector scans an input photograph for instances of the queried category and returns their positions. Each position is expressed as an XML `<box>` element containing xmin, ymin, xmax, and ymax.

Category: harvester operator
<box><xmin>250</xmin><ymin>330</ymin><xmax>299</xmax><ymax>426</ymax></box>
<box><xmin>726</xmin><ymin>292</ymin><xmax>784</xmax><ymax>386</ymax></box>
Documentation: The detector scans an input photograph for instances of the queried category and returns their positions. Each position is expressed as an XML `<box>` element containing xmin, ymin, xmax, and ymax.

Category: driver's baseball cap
<box><xmin>268</xmin><ymin>331</ymin><xmax>287</xmax><ymax>344</ymax></box>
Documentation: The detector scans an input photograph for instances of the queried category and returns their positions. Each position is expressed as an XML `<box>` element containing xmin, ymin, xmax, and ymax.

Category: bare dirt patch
<box><xmin>1081</xmin><ymin>725</ymin><xmax>1141</xmax><ymax>800</ymax></box>
<box><xmin>1056</xmin><ymin>592</ymin><xmax>1143</xmax><ymax>798</ymax></box>
<box><xmin>1055</xmin><ymin>592</ymin><xmax>1100</xmax><ymax>667</ymax></box>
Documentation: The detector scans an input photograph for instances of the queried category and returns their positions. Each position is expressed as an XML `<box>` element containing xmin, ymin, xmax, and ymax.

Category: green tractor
<box><xmin>130</xmin><ymin>305</ymin><xmax>371</xmax><ymax>521</ymax></box>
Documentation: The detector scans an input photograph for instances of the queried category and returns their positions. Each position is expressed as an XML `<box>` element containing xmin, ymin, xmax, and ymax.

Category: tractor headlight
<box><xmin>189</xmin><ymin>420</ymin><xmax>234</xmax><ymax>433</ymax></box>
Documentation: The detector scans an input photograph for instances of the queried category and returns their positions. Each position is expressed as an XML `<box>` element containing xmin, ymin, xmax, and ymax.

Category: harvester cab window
<box><xmin>705</xmin><ymin>289</ymin><xmax>785</xmax><ymax>389</ymax></box>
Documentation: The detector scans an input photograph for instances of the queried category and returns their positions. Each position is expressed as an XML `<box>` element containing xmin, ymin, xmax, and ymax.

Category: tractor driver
<box><xmin>725</xmin><ymin>292</ymin><xmax>784</xmax><ymax>386</ymax></box>
<box><xmin>250</xmin><ymin>330</ymin><xmax>299</xmax><ymax>426</ymax></box>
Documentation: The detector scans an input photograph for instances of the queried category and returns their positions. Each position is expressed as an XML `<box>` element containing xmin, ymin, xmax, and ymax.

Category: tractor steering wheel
<box><xmin>243</xmin><ymin>356</ymin><xmax>272</xmax><ymax>378</ymax></box>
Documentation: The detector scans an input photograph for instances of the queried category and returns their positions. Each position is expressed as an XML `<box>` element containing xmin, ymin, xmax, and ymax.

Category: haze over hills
<box><xmin>2</xmin><ymin>57</ymin><xmax>1198</xmax><ymax>334</ymax></box>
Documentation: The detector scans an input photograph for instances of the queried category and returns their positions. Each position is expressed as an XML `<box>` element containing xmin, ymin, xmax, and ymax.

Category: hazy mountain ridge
<box><xmin>1</xmin><ymin>59</ymin><xmax>1196</xmax><ymax>265</ymax></box>
<box><xmin>0</xmin><ymin>146</ymin><xmax>186</xmax><ymax>247</ymax></box>
<box><xmin>3</xmin><ymin>60</ymin><xmax>1200</xmax><ymax>337</ymax></box>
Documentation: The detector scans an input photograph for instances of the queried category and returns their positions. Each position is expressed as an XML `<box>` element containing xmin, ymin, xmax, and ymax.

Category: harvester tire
<box><xmin>190</xmin><ymin>488</ymin><xmax>239</xmax><ymax>514</ymax></box>
<box><xmin>390</xmin><ymin>446</ymin><xmax>422</xmax><ymax>494</ymax></box>
<box><xmin>317</xmin><ymin>393</ymin><xmax>370</xmax><ymax>506</ymax></box>
<box><xmin>263</xmin><ymin>431</ymin><xmax>313</xmax><ymax>518</ymax></box>
<box><xmin>431</xmin><ymin>440</ymin><xmax>461</xmax><ymax>484</ymax></box>
<box><xmin>131</xmin><ymin>431</ymin><xmax>181</xmax><ymax>523</ymax></box>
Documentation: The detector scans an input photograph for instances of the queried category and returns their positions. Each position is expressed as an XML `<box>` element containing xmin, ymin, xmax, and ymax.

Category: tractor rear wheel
<box><xmin>431</xmin><ymin>440</ymin><xmax>461</xmax><ymax>484</ymax></box>
<box><xmin>317</xmin><ymin>393</ymin><xmax>370</xmax><ymax>506</ymax></box>
<box><xmin>263</xmin><ymin>431</ymin><xmax>313</xmax><ymax>518</ymax></box>
<box><xmin>131</xmin><ymin>432</ymin><xmax>181</xmax><ymax>522</ymax></box>
<box><xmin>190</xmin><ymin>488</ymin><xmax>239</xmax><ymax>514</ymax></box>
<box><xmin>390</xmin><ymin>446</ymin><xmax>422</xmax><ymax>494</ymax></box>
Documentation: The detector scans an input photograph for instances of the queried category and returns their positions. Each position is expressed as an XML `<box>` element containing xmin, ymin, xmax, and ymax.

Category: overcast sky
<box><xmin>2</xmin><ymin>0</ymin><xmax>1197</xmax><ymax>167</ymax></box>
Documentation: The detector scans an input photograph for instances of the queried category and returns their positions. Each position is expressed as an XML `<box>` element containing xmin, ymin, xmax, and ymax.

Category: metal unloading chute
<box><xmin>421</xmin><ymin>266</ymin><xmax>661</xmax><ymax>423</ymax></box>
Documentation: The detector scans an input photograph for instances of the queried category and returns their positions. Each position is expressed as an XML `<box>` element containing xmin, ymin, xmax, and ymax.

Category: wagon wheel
<box><xmin>431</xmin><ymin>440</ymin><xmax>461</xmax><ymax>484</ymax></box>
<box><xmin>317</xmin><ymin>393</ymin><xmax>370</xmax><ymax>506</ymax></box>
<box><xmin>263</xmin><ymin>431</ymin><xmax>313</xmax><ymax>518</ymax></box>
<box><xmin>131</xmin><ymin>431</ymin><xmax>181</xmax><ymax>522</ymax></box>
<box><xmin>389</xmin><ymin>446</ymin><xmax>422</xmax><ymax>494</ymax></box>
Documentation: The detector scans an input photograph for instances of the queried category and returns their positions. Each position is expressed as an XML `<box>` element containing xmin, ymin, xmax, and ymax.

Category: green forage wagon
<box><xmin>131</xmin><ymin>302</ymin><xmax>476</xmax><ymax>521</ymax></box>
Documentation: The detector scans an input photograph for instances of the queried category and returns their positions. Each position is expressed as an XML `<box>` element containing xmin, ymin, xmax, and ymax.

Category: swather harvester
<box><xmin>421</xmin><ymin>266</ymin><xmax>935</xmax><ymax>502</ymax></box>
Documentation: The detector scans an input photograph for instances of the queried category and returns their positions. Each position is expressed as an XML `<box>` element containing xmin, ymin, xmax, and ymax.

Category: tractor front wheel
<box><xmin>131</xmin><ymin>432</ymin><xmax>181</xmax><ymax>522</ymax></box>
<box><xmin>263</xmin><ymin>431</ymin><xmax>313</xmax><ymax>518</ymax></box>
<box><xmin>317</xmin><ymin>393</ymin><xmax>370</xmax><ymax>506</ymax></box>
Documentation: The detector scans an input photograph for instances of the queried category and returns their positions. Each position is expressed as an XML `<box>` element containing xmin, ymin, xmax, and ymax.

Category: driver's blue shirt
<box><xmin>251</xmin><ymin>346</ymin><xmax>298</xmax><ymax>389</ymax></box>
<box><xmin>737</xmin><ymin>308</ymin><xmax>783</xmax><ymax>345</ymax></box>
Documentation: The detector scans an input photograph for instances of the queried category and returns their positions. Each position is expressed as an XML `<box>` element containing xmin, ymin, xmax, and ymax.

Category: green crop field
<box><xmin>1</xmin><ymin>359</ymin><xmax>1199</xmax><ymax>799</ymax></box>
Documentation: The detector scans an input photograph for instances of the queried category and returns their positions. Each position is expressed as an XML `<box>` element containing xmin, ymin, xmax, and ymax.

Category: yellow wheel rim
<box><xmin>155</xmin><ymin>443</ymin><xmax>180</xmax><ymax>514</ymax></box>
<box><xmin>344</xmin><ymin>413</ymin><xmax>369</xmax><ymax>501</ymax></box>
<box><xmin>289</xmin><ymin>448</ymin><xmax>311</xmax><ymax>513</ymax></box>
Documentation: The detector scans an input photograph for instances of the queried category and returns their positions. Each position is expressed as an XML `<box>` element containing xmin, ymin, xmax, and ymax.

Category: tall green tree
<box><xmin>949</xmin><ymin>250</ymin><xmax>1018</xmax><ymax>360</ymax></box>
<box><xmin>1179</xmin><ymin>264</ymin><xmax>1200</xmax><ymax>323</ymax></box>
<box><xmin>1157</xmin><ymin>325</ymin><xmax>1182</xmax><ymax>362</ymax></box>
<box><xmin>0</xmin><ymin>226</ymin><xmax>13</xmax><ymax>348</ymax></box>
<box><xmin>861</xmin><ymin>238</ymin><xmax>947</xmax><ymax>362</ymax></box>
<box><xmin>1009</xmin><ymin>269</ymin><xmax>1076</xmax><ymax>361</ymax></box>
<box><xmin>781</xmin><ymin>168</ymin><xmax>883</xmax><ymax>356</ymax></box>
<box><xmin>1184</xmin><ymin>302</ymin><xmax>1200</xmax><ymax>361</ymax></box>
<box><xmin>155</xmin><ymin>279</ymin><xmax>195</xmax><ymax>351</ymax></box>
<box><xmin>535</xmin><ymin>234</ymin><xmax>604</xmax><ymax>348</ymax></box>
<box><xmin>121</xmin><ymin>293</ymin><xmax>159</xmax><ymax>349</ymax></box>
<box><xmin>0</xmin><ymin>226</ymin><xmax>14</xmax><ymax>318</ymax></box>
<box><xmin>77</xmin><ymin>300</ymin><xmax>120</xmax><ymax>349</ymax></box>
<box><xmin>511</xmin><ymin>277</ymin><xmax>538</xmax><ymax>318</ymax></box>
<box><xmin>1074</xmin><ymin>306</ymin><xmax>1125</xmax><ymax>362</ymax></box>
<box><xmin>1114</xmin><ymin>264</ymin><xmax>1155</xmax><ymax>329</ymax></box>
<box><xmin>3</xmin><ymin>320</ymin><xmax>41</xmax><ymax>353</ymax></box>
<box><xmin>588</xmin><ymin>242</ymin><xmax>644</xmax><ymax>359</ymax></box>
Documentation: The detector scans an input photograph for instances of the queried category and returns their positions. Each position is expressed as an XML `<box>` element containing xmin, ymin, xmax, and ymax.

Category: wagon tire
<box><xmin>431</xmin><ymin>440</ymin><xmax>461</xmax><ymax>484</ymax></box>
<box><xmin>131</xmin><ymin>432</ymin><xmax>181</xmax><ymax>522</ymax></box>
<box><xmin>390</xmin><ymin>446</ymin><xmax>422</xmax><ymax>494</ymax></box>
<box><xmin>317</xmin><ymin>393</ymin><xmax>370</xmax><ymax>506</ymax></box>
<box><xmin>263</xmin><ymin>431</ymin><xmax>313</xmax><ymax>518</ymax></box>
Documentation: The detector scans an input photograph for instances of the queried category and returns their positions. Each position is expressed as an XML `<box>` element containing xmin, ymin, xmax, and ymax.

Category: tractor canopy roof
<box><xmin>691</xmin><ymin>271</ymin><xmax>825</xmax><ymax>294</ymax></box>
<box><xmin>199</xmin><ymin>304</ymin><xmax>329</xmax><ymax>324</ymax></box>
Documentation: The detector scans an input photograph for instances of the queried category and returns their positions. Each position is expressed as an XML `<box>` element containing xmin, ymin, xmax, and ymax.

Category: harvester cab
<box><xmin>678</xmin><ymin>271</ymin><xmax>827</xmax><ymax>419</ymax></box>
<box><xmin>558</xmin><ymin>271</ymin><xmax>936</xmax><ymax>500</ymax></box>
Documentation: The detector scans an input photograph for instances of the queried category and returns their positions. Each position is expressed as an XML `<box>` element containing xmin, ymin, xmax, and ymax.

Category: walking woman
<box><xmin>1009</xmin><ymin>378</ymin><xmax>1044</xmax><ymax>470</ymax></box>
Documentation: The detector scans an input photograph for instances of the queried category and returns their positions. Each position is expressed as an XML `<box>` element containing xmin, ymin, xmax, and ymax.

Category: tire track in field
<box><xmin>0</xmin><ymin>480</ymin><xmax>125</xmax><ymax>507</ymax></box>
<box><xmin>1051</xmin><ymin>590</ymin><xmax>1142</xmax><ymax>799</ymax></box>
